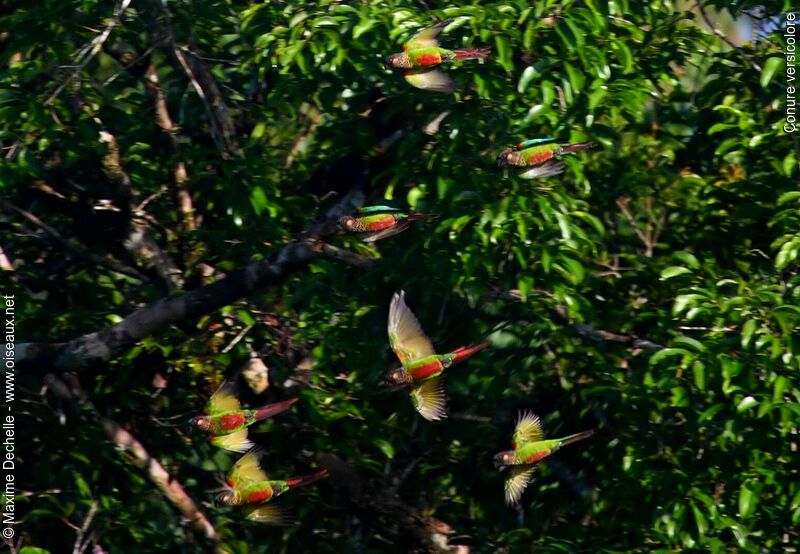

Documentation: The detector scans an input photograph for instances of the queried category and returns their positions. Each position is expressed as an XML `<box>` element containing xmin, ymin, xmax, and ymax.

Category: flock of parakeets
<box><xmin>189</xmin><ymin>18</ymin><xmax>596</xmax><ymax>524</ymax></box>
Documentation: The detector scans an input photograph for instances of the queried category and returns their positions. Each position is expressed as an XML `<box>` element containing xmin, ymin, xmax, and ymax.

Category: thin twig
<box><xmin>45</xmin><ymin>0</ymin><xmax>133</xmax><ymax>106</ymax></box>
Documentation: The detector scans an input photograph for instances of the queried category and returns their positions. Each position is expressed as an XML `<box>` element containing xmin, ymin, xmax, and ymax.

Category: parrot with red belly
<box><xmin>190</xmin><ymin>382</ymin><xmax>298</xmax><ymax>453</ymax></box>
<box><xmin>386</xmin><ymin>291</ymin><xmax>490</xmax><ymax>421</ymax></box>
<box><xmin>385</xmin><ymin>19</ymin><xmax>491</xmax><ymax>93</ymax></box>
<box><xmin>339</xmin><ymin>206</ymin><xmax>437</xmax><ymax>243</ymax></box>
<box><xmin>496</xmin><ymin>138</ymin><xmax>594</xmax><ymax>179</ymax></box>
<box><xmin>493</xmin><ymin>411</ymin><xmax>594</xmax><ymax>505</ymax></box>
<box><xmin>216</xmin><ymin>448</ymin><xmax>329</xmax><ymax>524</ymax></box>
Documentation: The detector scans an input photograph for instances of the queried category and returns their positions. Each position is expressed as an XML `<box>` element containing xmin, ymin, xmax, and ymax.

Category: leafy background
<box><xmin>0</xmin><ymin>0</ymin><xmax>797</xmax><ymax>552</ymax></box>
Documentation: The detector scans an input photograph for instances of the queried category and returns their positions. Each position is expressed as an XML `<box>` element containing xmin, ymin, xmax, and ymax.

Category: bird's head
<box><xmin>496</xmin><ymin>147</ymin><xmax>514</xmax><ymax>167</ymax></box>
<box><xmin>493</xmin><ymin>451</ymin><xmax>514</xmax><ymax>469</ymax></box>
<box><xmin>385</xmin><ymin>368</ymin><xmax>411</xmax><ymax>386</ymax></box>
<box><xmin>385</xmin><ymin>53</ymin><xmax>410</xmax><ymax>69</ymax></box>
<box><xmin>215</xmin><ymin>487</ymin><xmax>240</xmax><ymax>506</ymax></box>
<box><xmin>189</xmin><ymin>415</ymin><xmax>211</xmax><ymax>431</ymax></box>
<box><xmin>339</xmin><ymin>215</ymin><xmax>357</xmax><ymax>231</ymax></box>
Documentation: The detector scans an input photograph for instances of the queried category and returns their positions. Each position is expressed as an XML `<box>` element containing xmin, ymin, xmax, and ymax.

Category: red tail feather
<box><xmin>286</xmin><ymin>469</ymin><xmax>329</xmax><ymax>489</ymax></box>
<box><xmin>406</xmin><ymin>213</ymin><xmax>439</xmax><ymax>221</ymax></box>
<box><xmin>454</xmin><ymin>46</ymin><xmax>491</xmax><ymax>61</ymax></box>
<box><xmin>254</xmin><ymin>397</ymin><xmax>298</xmax><ymax>421</ymax></box>
<box><xmin>451</xmin><ymin>341</ymin><xmax>491</xmax><ymax>364</ymax></box>
<box><xmin>560</xmin><ymin>430</ymin><xmax>595</xmax><ymax>448</ymax></box>
<box><xmin>561</xmin><ymin>142</ymin><xmax>594</xmax><ymax>155</ymax></box>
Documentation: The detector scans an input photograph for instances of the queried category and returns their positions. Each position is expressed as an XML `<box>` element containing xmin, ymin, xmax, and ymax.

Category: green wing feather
<box><xmin>504</xmin><ymin>465</ymin><xmax>536</xmax><ymax>505</ymax></box>
<box><xmin>512</xmin><ymin>411</ymin><xmax>544</xmax><ymax>448</ymax></box>
<box><xmin>403</xmin><ymin>68</ymin><xmax>457</xmax><ymax>93</ymax></box>
<box><xmin>518</xmin><ymin>160</ymin><xmax>565</xmax><ymax>180</ymax></box>
<box><xmin>410</xmin><ymin>377</ymin><xmax>447</xmax><ymax>421</ymax></box>
<box><xmin>358</xmin><ymin>205</ymin><xmax>402</xmax><ymax>214</ymax></box>
<box><xmin>212</xmin><ymin>428</ymin><xmax>253</xmax><ymax>453</ymax></box>
<box><xmin>247</xmin><ymin>504</ymin><xmax>292</xmax><ymax>525</ymax></box>
<box><xmin>229</xmin><ymin>448</ymin><xmax>269</xmax><ymax>488</ymax></box>
<box><xmin>361</xmin><ymin>221</ymin><xmax>411</xmax><ymax>243</ymax></box>
<box><xmin>207</xmin><ymin>381</ymin><xmax>241</xmax><ymax>415</ymax></box>
<box><xmin>516</xmin><ymin>137</ymin><xmax>555</xmax><ymax>149</ymax></box>
<box><xmin>405</xmin><ymin>19</ymin><xmax>453</xmax><ymax>50</ymax></box>
<box><xmin>388</xmin><ymin>291</ymin><xmax>436</xmax><ymax>364</ymax></box>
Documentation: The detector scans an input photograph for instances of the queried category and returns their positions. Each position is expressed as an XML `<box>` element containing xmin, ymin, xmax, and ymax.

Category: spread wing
<box><xmin>247</xmin><ymin>504</ymin><xmax>293</xmax><ymax>525</ymax></box>
<box><xmin>504</xmin><ymin>465</ymin><xmax>536</xmax><ymax>505</ymax></box>
<box><xmin>207</xmin><ymin>381</ymin><xmax>241</xmax><ymax>415</ymax></box>
<box><xmin>212</xmin><ymin>428</ymin><xmax>253</xmax><ymax>453</ymax></box>
<box><xmin>515</xmin><ymin>137</ymin><xmax>556</xmax><ymax>150</ymax></box>
<box><xmin>512</xmin><ymin>411</ymin><xmax>544</xmax><ymax>449</ymax></box>
<box><xmin>410</xmin><ymin>378</ymin><xmax>447</xmax><ymax>421</ymax></box>
<box><xmin>229</xmin><ymin>448</ymin><xmax>269</xmax><ymax>488</ymax></box>
<box><xmin>388</xmin><ymin>291</ymin><xmax>436</xmax><ymax>364</ymax></box>
<box><xmin>358</xmin><ymin>205</ymin><xmax>402</xmax><ymax>214</ymax></box>
<box><xmin>404</xmin><ymin>68</ymin><xmax>457</xmax><ymax>93</ymax></box>
<box><xmin>518</xmin><ymin>160</ymin><xmax>565</xmax><ymax>180</ymax></box>
<box><xmin>405</xmin><ymin>19</ymin><xmax>453</xmax><ymax>50</ymax></box>
<box><xmin>361</xmin><ymin>221</ymin><xmax>410</xmax><ymax>243</ymax></box>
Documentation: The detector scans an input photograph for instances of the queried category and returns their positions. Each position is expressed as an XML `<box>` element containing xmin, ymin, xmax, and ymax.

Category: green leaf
<box><xmin>660</xmin><ymin>266</ymin><xmax>693</xmax><ymax>280</ymax></box>
<box><xmin>737</xmin><ymin>396</ymin><xmax>758</xmax><ymax>412</ymax></box>
<box><xmin>760</xmin><ymin>57</ymin><xmax>784</xmax><ymax>88</ymax></box>
<box><xmin>650</xmin><ymin>348</ymin><xmax>691</xmax><ymax>365</ymax></box>
<box><xmin>741</xmin><ymin>320</ymin><xmax>757</xmax><ymax>348</ymax></box>
<box><xmin>373</xmin><ymin>438</ymin><xmax>395</xmax><ymax>459</ymax></box>
<box><xmin>738</xmin><ymin>480</ymin><xmax>759</xmax><ymax>519</ymax></box>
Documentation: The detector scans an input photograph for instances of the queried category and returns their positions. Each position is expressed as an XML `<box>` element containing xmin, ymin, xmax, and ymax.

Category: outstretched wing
<box><xmin>212</xmin><ymin>428</ymin><xmax>253</xmax><ymax>453</ymax></box>
<box><xmin>515</xmin><ymin>137</ymin><xmax>556</xmax><ymax>150</ymax></box>
<box><xmin>504</xmin><ymin>465</ymin><xmax>536</xmax><ymax>505</ymax></box>
<box><xmin>247</xmin><ymin>504</ymin><xmax>293</xmax><ymax>525</ymax></box>
<box><xmin>512</xmin><ymin>411</ymin><xmax>544</xmax><ymax>449</ymax></box>
<box><xmin>229</xmin><ymin>448</ymin><xmax>269</xmax><ymax>488</ymax></box>
<box><xmin>405</xmin><ymin>19</ymin><xmax>453</xmax><ymax>50</ymax></box>
<box><xmin>518</xmin><ymin>160</ymin><xmax>565</xmax><ymax>180</ymax></box>
<box><xmin>361</xmin><ymin>221</ymin><xmax>410</xmax><ymax>243</ymax></box>
<box><xmin>404</xmin><ymin>68</ymin><xmax>457</xmax><ymax>93</ymax></box>
<box><xmin>207</xmin><ymin>381</ymin><xmax>241</xmax><ymax>415</ymax></box>
<box><xmin>388</xmin><ymin>291</ymin><xmax>436</xmax><ymax>364</ymax></box>
<box><xmin>410</xmin><ymin>378</ymin><xmax>447</xmax><ymax>421</ymax></box>
<box><xmin>358</xmin><ymin>205</ymin><xmax>402</xmax><ymax>214</ymax></box>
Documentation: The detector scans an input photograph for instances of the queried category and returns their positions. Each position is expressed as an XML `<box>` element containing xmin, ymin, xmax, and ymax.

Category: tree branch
<box><xmin>44</xmin><ymin>375</ymin><xmax>223</xmax><ymax>550</ymax></box>
<box><xmin>18</xmin><ymin>182</ymin><xmax>367</xmax><ymax>373</ymax></box>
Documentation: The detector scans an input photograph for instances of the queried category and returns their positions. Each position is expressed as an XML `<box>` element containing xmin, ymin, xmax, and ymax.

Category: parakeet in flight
<box><xmin>386</xmin><ymin>290</ymin><xmax>490</xmax><ymax>421</ymax></box>
<box><xmin>191</xmin><ymin>382</ymin><xmax>298</xmax><ymax>453</ymax></box>
<box><xmin>385</xmin><ymin>19</ymin><xmax>491</xmax><ymax>93</ymax></box>
<box><xmin>216</xmin><ymin>448</ymin><xmax>329</xmax><ymax>524</ymax></box>
<box><xmin>496</xmin><ymin>138</ymin><xmax>594</xmax><ymax>179</ymax></box>
<box><xmin>494</xmin><ymin>411</ymin><xmax>594</xmax><ymax>505</ymax></box>
<box><xmin>339</xmin><ymin>205</ymin><xmax>438</xmax><ymax>243</ymax></box>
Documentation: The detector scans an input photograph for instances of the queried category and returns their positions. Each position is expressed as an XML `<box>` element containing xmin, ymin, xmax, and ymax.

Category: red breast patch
<box><xmin>220</xmin><ymin>413</ymin><xmax>246</xmax><ymax>430</ymax></box>
<box><xmin>247</xmin><ymin>488</ymin><xmax>273</xmax><ymax>504</ymax></box>
<box><xmin>415</xmin><ymin>53</ymin><xmax>441</xmax><ymax>67</ymax></box>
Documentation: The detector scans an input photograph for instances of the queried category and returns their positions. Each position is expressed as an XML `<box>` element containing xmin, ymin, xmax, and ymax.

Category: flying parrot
<box><xmin>190</xmin><ymin>382</ymin><xmax>298</xmax><ymax>453</ymax></box>
<box><xmin>493</xmin><ymin>411</ymin><xmax>594</xmax><ymax>505</ymax></box>
<box><xmin>496</xmin><ymin>138</ymin><xmax>594</xmax><ymax>179</ymax></box>
<box><xmin>216</xmin><ymin>448</ymin><xmax>329</xmax><ymax>524</ymax></box>
<box><xmin>386</xmin><ymin>290</ymin><xmax>491</xmax><ymax>421</ymax></box>
<box><xmin>385</xmin><ymin>19</ymin><xmax>491</xmax><ymax>93</ymax></box>
<box><xmin>339</xmin><ymin>205</ymin><xmax>438</xmax><ymax>243</ymax></box>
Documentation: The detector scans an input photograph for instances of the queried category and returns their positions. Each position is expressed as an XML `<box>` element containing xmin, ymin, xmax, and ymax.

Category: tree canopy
<box><xmin>1</xmin><ymin>0</ymin><xmax>797</xmax><ymax>552</ymax></box>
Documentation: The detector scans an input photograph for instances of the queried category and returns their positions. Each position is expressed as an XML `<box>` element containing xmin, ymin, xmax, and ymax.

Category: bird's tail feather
<box><xmin>254</xmin><ymin>397</ymin><xmax>299</xmax><ymax>421</ymax></box>
<box><xmin>286</xmin><ymin>469</ymin><xmax>329</xmax><ymax>489</ymax></box>
<box><xmin>451</xmin><ymin>341</ymin><xmax>492</xmax><ymax>364</ymax></box>
<box><xmin>561</xmin><ymin>142</ymin><xmax>594</xmax><ymax>155</ymax></box>
<box><xmin>454</xmin><ymin>47</ymin><xmax>491</xmax><ymax>61</ymax></box>
<box><xmin>558</xmin><ymin>430</ymin><xmax>595</xmax><ymax>448</ymax></box>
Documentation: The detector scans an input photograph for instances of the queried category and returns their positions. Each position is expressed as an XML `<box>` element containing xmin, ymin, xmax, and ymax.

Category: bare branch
<box><xmin>44</xmin><ymin>376</ymin><xmax>223</xmax><ymax>550</ymax></box>
<box><xmin>45</xmin><ymin>0</ymin><xmax>133</xmax><ymax>106</ymax></box>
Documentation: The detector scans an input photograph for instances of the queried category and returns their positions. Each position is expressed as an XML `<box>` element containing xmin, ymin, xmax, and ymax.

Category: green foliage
<box><xmin>0</xmin><ymin>0</ymin><xmax>795</xmax><ymax>552</ymax></box>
